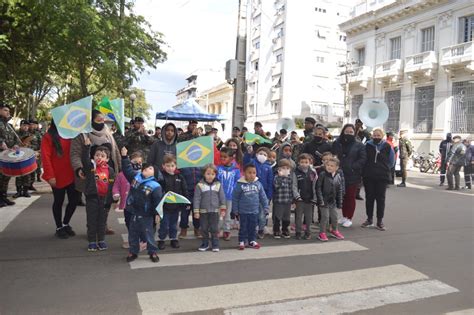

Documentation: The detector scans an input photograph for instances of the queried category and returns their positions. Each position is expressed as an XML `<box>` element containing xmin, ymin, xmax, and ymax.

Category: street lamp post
<box><xmin>130</xmin><ymin>93</ymin><xmax>137</xmax><ymax>119</ymax></box>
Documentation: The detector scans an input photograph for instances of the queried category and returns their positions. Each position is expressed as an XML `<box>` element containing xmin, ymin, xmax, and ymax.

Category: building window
<box><xmin>255</xmin><ymin>41</ymin><xmax>260</xmax><ymax>49</ymax></box>
<box><xmin>276</xmin><ymin>53</ymin><xmax>283</xmax><ymax>62</ymax></box>
<box><xmin>414</xmin><ymin>86</ymin><xmax>434</xmax><ymax>133</ymax></box>
<box><xmin>316</xmin><ymin>56</ymin><xmax>325</xmax><ymax>63</ymax></box>
<box><xmin>339</xmin><ymin>35</ymin><xmax>346</xmax><ymax>41</ymax></box>
<box><xmin>421</xmin><ymin>26</ymin><xmax>435</xmax><ymax>52</ymax></box>
<box><xmin>356</xmin><ymin>47</ymin><xmax>365</xmax><ymax>66</ymax></box>
<box><xmin>459</xmin><ymin>15</ymin><xmax>474</xmax><ymax>43</ymax></box>
<box><xmin>384</xmin><ymin>90</ymin><xmax>401</xmax><ymax>132</ymax></box>
<box><xmin>315</xmin><ymin>7</ymin><xmax>326</xmax><ymax>13</ymax></box>
<box><xmin>351</xmin><ymin>94</ymin><xmax>363</xmax><ymax>121</ymax></box>
<box><xmin>271</xmin><ymin>101</ymin><xmax>280</xmax><ymax>113</ymax></box>
<box><xmin>390</xmin><ymin>36</ymin><xmax>401</xmax><ymax>60</ymax></box>
<box><xmin>254</xmin><ymin>61</ymin><xmax>259</xmax><ymax>70</ymax></box>
<box><xmin>277</xmin><ymin>27</ymin><xmax>284</xmax><ymax>38</ymax></box>
<box><xmin>451</xmin><ymin>81</ymin><xmax>474</xmax><ymax>133</ymax></box>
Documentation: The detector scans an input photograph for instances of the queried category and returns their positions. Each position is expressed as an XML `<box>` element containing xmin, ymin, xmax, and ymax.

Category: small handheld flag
<box><xmin>52</xmin><ymin>96</ymin><xmax>93</xmax><ymax>139</ymax></box>
<box><xmin>110</xmin><ymin>98</ymin><xmax>125</xmax><ymax>136</ymax></box>
<box><xmin>177</xmin><ymin>136</ymin><xmax>214</xmax><ymax>169</ymax></box>
<box><xmin>244</xmin><ymin>132</ymin><xmax>272</xmax><ymax>145</ymax></box>
<box><xmin>155</xmin><ymin>191</ymin><xmax>191</xmax><ymax>218</ymax></box>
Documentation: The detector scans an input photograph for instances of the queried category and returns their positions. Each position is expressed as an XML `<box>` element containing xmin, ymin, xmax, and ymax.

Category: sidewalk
<box><xmin>7</xmin><ymin>177</ymin><xmax>52</xmax><ymax>195</ymax></box>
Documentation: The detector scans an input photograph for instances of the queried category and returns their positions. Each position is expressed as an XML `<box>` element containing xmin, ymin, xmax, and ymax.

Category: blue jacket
<box><xmin>217</xmin><ymin>164</ymin><xmax>241</xmax><ymax>200</ymax></box>
<box><xmin>243</xmin><ymin>153</ymin><xmax>274</xmax><ymax>200</ymax></box>
<box><xmin>122</xmin><ymin>157</ymin><xmax>163</xmax><ymax>217</ymax></box>
<box><xmin>180</xmin><ymin>166</ymin><xmax>203</xmax><ymax>200</ymax></box>
<box><xmin>232</xmin><ymin>177</ymin><xmax>269</xmax><ymax>215</ymax></box>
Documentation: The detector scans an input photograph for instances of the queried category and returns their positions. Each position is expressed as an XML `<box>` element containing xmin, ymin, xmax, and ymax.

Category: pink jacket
<box><xmin>112</xmin><ymin>172</ymin><xmax>130</xmax><ymax>210</ymax></box>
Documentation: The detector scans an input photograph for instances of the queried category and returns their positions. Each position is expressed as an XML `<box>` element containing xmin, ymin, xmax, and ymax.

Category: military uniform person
<box><xmin>124</xmin><ymin>117</ymin><xmax>154</xmax><ymax>161</ymax></box>
<box><xmin>14</xmin><ymin>120</ymin><xmax>33</xmax><ymax>198</ymax></box>
<box><xmin>0</xmin><ymin>103</ymin><xmax>20</xmax><ymax>207</ymax></box>
<box><xmin>28</xmin><ymin>119</ymin><xmax>42</xmax><ymax>188</ymax></box>
<box><xmin>397</xmin><ymin>130</ymin><xmax>413</xmax><ymax>188</ymax></box>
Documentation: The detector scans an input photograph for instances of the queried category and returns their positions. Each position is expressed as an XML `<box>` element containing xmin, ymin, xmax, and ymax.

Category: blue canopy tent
<box><xmin>156</xmin><ymin>98</ymin><xmax>225</xmax><ymax>122</ymax></box>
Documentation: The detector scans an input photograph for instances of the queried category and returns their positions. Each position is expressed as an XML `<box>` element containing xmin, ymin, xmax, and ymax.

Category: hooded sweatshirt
<box><xmin>217</xmin><ymin>164</ymin><xmax>241</xmax><ymax>200</ymax></box>
<box><xmin>232</xmin><ymin>177</ymin><xmax>269</xmax><ymax>215</ymax></box>
<box><xmin>277</xmin><ymin>143</ymin><xmax>296</xmax><ymax>170</ymax></box>
<box><xmin>148</xmin><ymin>123</ymin><xmax>178</xmax><ymax>171</ymax></box>
<box><xmin>363</xmin><ymin>139</ymin><xmax>394</xmax><ymax>182</ymax></box>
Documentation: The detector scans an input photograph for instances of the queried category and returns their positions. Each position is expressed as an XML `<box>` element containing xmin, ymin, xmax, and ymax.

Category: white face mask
<box><xmin>256</xmin><ymin>154</ymin><xmax>267</xmax><ymax>164</ymax></box>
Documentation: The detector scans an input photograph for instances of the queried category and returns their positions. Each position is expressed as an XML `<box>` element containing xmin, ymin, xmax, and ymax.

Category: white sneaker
<box><xmin>338</xmin><ymin>217</ymin><xmax>348</xmax><ymax>225</ymax></box>
<box><xmin>342</xmin><ymin>219</ymin><xmax>352</xmax><ymax>228</ymax></box>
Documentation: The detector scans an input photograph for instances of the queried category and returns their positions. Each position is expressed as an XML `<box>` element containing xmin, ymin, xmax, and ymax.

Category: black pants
<box><xmin>272</xmin><ymin>203</ymin><xmax>291</xmax><ymax>233</ymax></box>
<box><xmin>390</xmin><ymin>167</ymin><xmax>395</xmax><ymax>184</ymax></box>
<box><xmin>52</xmin><ymin>184</ymin><xmax>79</xmax><ymax>229</ymax></box>
<box><xmin>464</xmin><ymin>164</ymin><xmax>472</xmax><ymax>188</ymax></box>
<box><xmin>85</xmin><ymin>195</ymin><xmax>107</xmax><ymax>243</ymax></box>
<box><xmin>363</xmin><ymin>178</ymin><xmax>387</xmax><ymax>222</ymax></box>
<box><xmin>440</xmin><ymin>159</ymin><xmax>447</xmax><ymax>184</ymax></box>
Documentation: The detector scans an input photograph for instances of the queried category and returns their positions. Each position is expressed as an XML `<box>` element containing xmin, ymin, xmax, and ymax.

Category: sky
<box><xmin>133</xmin><ymin>0</ymin><xmax>238</xmax><ymax>120</ymax></box>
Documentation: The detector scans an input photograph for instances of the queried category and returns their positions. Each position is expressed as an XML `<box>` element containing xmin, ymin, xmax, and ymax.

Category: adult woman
<box><xmin>70</xmin><ymin>110</ymin><xmax>121</xmax><ymax>234</ymax></box>
<box><xmin>41</xmin><ymin>120</ymin><xmax>78</xmax><ymax>239</ymax></box>
<box><xmin>361</xmin><ymin>128</ymin><xmax>394</xmax><ymax>230</ymax></box>
<box><xmin>331</xmin><ymin>124</ymin><xmax>367</xmax><ymax>227</ymax></box>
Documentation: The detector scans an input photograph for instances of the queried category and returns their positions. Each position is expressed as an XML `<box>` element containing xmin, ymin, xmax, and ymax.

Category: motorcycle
<box><xmin>419</xmin><ymin>152</ymin><xmax>438</xmax><ymax>173</ymax></box>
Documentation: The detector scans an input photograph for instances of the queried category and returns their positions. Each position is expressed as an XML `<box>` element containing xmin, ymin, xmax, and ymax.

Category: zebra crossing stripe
<box><xmin>226</xmin><ymin>280</ymin><xmax>458</xmax><ymax>314</ymax></box>
<box><xmin>445</xmin><ymin>310</ymin><xmax>474</xmax><ymax>315</ymax></box>
<box><xmin>129</xmin><ymin>241</ymin><xmax>367</xmax><ymax>269</ymax></box>
<box><xmin>0</xmin><ymin>196</ymin><xmax>40</xmax><ymax>233</ymax></box>
<box><xmin>137</xmin><ymin>264</ymin><xmax>427</xmax><ymax>314</ymax></box>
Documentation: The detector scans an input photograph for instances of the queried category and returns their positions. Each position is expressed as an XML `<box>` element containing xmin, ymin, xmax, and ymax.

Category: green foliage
<box><xmin>0</xmin><ymin>0</ymin><xmax>166</xmax><ymax>120</ymax></box>
<box><xmin>295</xmin><ymin>118</ymin><xmax>304</xmax><ymax>129</ymax></box>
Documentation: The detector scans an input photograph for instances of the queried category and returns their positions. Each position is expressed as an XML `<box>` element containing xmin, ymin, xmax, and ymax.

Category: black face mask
<box><xmin>314</xmin><ymin>136</ymin><xmax>323</xmax><ymax>143</ymax></box>
<box><xmin>131</xmin><ymin>163</ymin><xmax>142</xmax><ymax>170</ymax></box>
<box><xmin>373</xmin><ymin>138</ymin><xmax>382</xmax><ymax>144</ymax></box>
<box><xmin>342</xmin><ymin>134</ymin><xmax>355</xmax><ymax>143</ymax></box>
<box><xmin>92</xmin><ymin>121</ymin><xmax>104</xmax><ymax>131</ymax></box>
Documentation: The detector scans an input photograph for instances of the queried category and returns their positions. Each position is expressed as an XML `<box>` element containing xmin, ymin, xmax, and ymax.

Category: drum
<box><xmin>0</xmin><ymin>148</ymin><xmax>38</xmax><ymax>177</ymax></box>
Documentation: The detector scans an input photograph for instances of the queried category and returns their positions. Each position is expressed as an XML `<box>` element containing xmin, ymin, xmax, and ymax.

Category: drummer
<box><xmin>0</xmin><ymin>103</ymin><xmax>20</xmax><ymax>207</ymax></box>
<box><xmin>14</xmin><ymin>119</ymin><xmax>33</xmax><ymax>198</ymax></box>
<box><xmin>28</xmin><ymin>119</ymin><xmax>42</xmax><ymax>189</ymax></box>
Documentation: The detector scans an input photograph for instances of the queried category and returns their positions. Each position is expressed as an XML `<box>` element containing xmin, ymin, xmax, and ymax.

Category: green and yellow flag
<box><xmin>244</xmin><ymin>132</ymin><xmax>272</xmax><ymax>145</ymax></box>
<box><xmin>51</xmin><ymin>96</ymin><xmax>92</xmax><ymax>139</ymax></box>
<box><xmin>96</xmin><ymin>97</ymin><xmax>125</xmax><ymax>135</ymax></box>
<box><xmin>177</xmin><ymin>136</ymin><xmax>214</xmax><ymax>169</ymax></box>
<box><xmin>155</xmin><ymin>191</ymin><xmax>191</xmax><ymax>218</ymax></box>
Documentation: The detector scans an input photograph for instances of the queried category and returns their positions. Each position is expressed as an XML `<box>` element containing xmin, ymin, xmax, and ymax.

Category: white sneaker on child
<box><xmin>338</xmin><ymin>217</ymin><xmax>348</xmax><ymax>225</ymax></box>
<box><xmin>342</xmin><ymin>219</ymin><xmax>353</xmax><ymax>228</ymax></box>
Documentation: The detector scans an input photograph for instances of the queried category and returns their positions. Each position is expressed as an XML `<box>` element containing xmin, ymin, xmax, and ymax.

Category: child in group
<box><xmin>224</xmin><ymin>138</ymin><xmax>244</xmax><ymax>172</ymax></box>
<box><xmin>278</xmin><ymin>143</ymin><xmax>296</xmax><ymax>170</ymax></box>
<box><xmin>232</xmin><ymin>164</ymin><xmax>269</xmax><ymax>250</ymax></box>
<box><xmin>82</xmin><ymin>136</ymin><xmax>115</xmax><ymax>252</ymax></box>
<box><xmin>193</xmin><ymin>164</ymin><xmax>226</xmax><ymax>252</ymax></box>
<box><xmin>121</xmin><ymin>147</ymin><xmax>163</xmax><ymax>263</ymax></box>
<box><xmin>158</xmin><ymin>155</ymin><xmax>187</xmax><ymax>250</ymax></box>
<box><xmin>112</xmin><ymin>151</ymin><xmax>143</xmax><ymax>249</ymax></box>
<box><xmin>217</xmin><ymin>147</ymin><xmax>240</xmax><ymax>241</ymax></box>
<box><xmin>243</xmin><ymin>146</ymin><xmax>273</xmax><ymax>239</ymax></box>
<box><xmin>272</xmin><ymin>159</ymin><xmax>296</xmax><ymax>239</ymax></box>
<box><xmin>293</xmin><ymin>153</ymin><xmax>318</xmax><ymax>240</ymax></box>
<box><xmin>316</xmin><ymin>157</ymin><xmax>345</xmax><ymax>241</ymax></box>
<box><xmin>268</xmin><ymin>150</ymin><xmax>278</xmax><ymax>175</ymax></box>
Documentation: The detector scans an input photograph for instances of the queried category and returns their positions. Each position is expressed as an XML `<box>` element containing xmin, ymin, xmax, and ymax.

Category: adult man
<box><xmin>397</xmin><ymin>130</ymin><xmax>413</xmax><ymax>187</ymax></box>
<box><xmin>386</xmin><ymin>132</ymin><xmax>398</xmax><ymax>185</ymax></box>
<box><xmin>446</xmin><ymin>135</ymin><xmax>466</xmax><ymax>190</ymax></box>
<box><xmin>231</xmin><ymin>126</ymin><xmax>241</xmax><ymax>139</ymax></box>
<box><xmin>28</xmin><ymin>119</ymin><xmax>42</xmax><ymax>187</ymax></box>
<box><xmin>463</xmin><ymin>138</ymin><xmax>473</xmax><ymax>189</ymax></box>
<box><xmin>111</xmin><ymin>123</ymin><xmax>126</xmax><ymax>149</ymax></box>
<box><xmin>148</xmin><ymin>123</ymin><xmax>177</xmax><ymax>179</ymax></box>
<box><xmin>0</xmin><ymin>103</ymin><xmax>20</xmax><ymax>207</ymax></box>
<box><xmin>439</xmin><ymin>133</ymin><xmax>452</xmax><ymax>186</ymax></box>
<box><xmin>177</xmin><ymin>120</ymin><xmax>198</xmax><ymax>143</ymax></box>
<box><xmin>303</xmin><ymin>117</ymin><xmax>316</xmax><ymax>143</ymax></box>
<box><xmin>302</xmin><ymin>126</ymin><xmax>332</xmax><ymax>167</ymax></box>
<box><xmin>125</xmin><ymin>117</ymin><xmax>154</xmax><ymax>160</ymax></box>
<box><xmin>254</xmin><ymin>121</ymin><xmax>265</xmax><ymax>136</ymax></box>
<box><xmin>355</xmin><ymin>119</ymin><xmax>371</xmax><ymax>143</ymax></box>
<box><xmin>14</xmin><ymin>120</ymin><xmax>33</xmax><ymax>198</ymax></box>
<box><xmin>153</xmin><ymin>126</ymin><xmax>162</xmax><ymax>141</ymax></box>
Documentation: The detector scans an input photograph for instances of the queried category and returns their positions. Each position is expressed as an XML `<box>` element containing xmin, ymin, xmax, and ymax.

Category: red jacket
<box><xmin>41</xmin><ymin>133</ymin><xmax>75</xmax><ymax>189</ymax></box>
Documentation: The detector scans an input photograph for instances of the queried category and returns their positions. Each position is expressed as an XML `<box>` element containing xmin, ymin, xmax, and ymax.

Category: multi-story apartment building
<box><xmin>340</xmin><ymin>0</ymin><xmax>473</xmax><ymax>152</ymax></box>
<box><xmin>245</xmin><ymin>0</ymin><xmax>356</xmax><ymax>132</ymax></box>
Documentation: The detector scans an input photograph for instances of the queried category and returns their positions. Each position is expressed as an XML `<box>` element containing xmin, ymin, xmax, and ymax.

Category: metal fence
<box><xmin>384</xmin><ymin>90</ymin><xmax>401</xmax><ymax>132</ymax></box>
<box><xmin>414</xmin><ymin>86</ymin><xmax>434</xmax><ymax>133</ymax></box>
<box><xmin>451</xmin><ymin>81</ymin><xmax>474</xmax><ymax>133</ymax></box>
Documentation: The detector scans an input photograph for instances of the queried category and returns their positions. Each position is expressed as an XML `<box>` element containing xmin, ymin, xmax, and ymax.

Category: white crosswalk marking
<box><xmin>137</xmin><ymin>264</ymin><xmax>432</xmax><ymax>314</ymax></box>
<box><xmin>226</xmin><ymin>280</ymin><xmax>458</xmax><ymax>314</ymax></box>
<box><xmin>0</xmin><ymin>196</ymin><xmax>40</xmax><ymax>233</ymax></box>
<box><xmin>129</xmin><ymin>241</ymin><xmax>367</xmax><ymax>269</ymax></box>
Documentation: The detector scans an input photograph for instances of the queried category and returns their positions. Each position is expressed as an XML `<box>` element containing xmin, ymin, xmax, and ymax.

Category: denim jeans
<box><xmin>258</xmin><ymin>205</ymin><xmax>268</xmax><ymax>232</ymax></box>
<box><xmin>124</xmin><ymin>209</ymin><xmax>146</xmax><ymax>242</ymax></box>
<box><xmin>158</xmin><ymin>209</ymin><xmax>180</xmax><ymax>240</ymax></box>
<box><xmin>239</xmin><ymin>213</ymin><xmax>258</xmax><ymax>244</ymax></box>
<box><xmin>128</xmin><ymin>215</ymin><xmax>158</xmax><ymax>255</ymax></box>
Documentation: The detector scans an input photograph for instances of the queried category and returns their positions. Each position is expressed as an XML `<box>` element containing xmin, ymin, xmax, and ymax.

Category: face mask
<box><xmin>373</xmin><ymin>138</ymin><xmax>382</xmax><ymax>144</ymax></box>
<box><xmin>131</xmin><ymin>163</ymin><xmax>142</xmax><ymax>170</ymax></box>
<box><xmin>256</xmin><ymin>154</ymin><xmax>267</xmax><ymax>164</ymax></box>
<box><xmin>92</xmin><ymin>121</ymin><xmax>104</xmax><ymax>131</ymax></box>
<box><xmin>314</xmin><ymin>136</ymin><xmax>323</xmax><ymax>142</ymax></box>
<box><xmin>343</xmin><ymin>134</ymin><xmax>355</xmax><ymax>143</ymax></box>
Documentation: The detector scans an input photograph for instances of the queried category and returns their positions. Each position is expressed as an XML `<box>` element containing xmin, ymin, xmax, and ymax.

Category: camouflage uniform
<box><xmin>113</xmin><ymin>131</ymin><xmax>126</xmax><ymax>150</ymax></box>
<box><xmin>0</xmin><ymin>118</ymin><xmax>21</xmax><ymax>194</ymax></box>
<box><xmin>29</xmin><ymin>129</ymin><xmax>42</xmax><ymax>184</ymax></box>
<box><xmin>15</xmin><ymin>129</ymin><xmax>33</xmax><ymax>189</ymax></box>
<box><xmin>124</xmin><ymin>128</ymin><xmax>154</xmax><ymax>161</ymax></box>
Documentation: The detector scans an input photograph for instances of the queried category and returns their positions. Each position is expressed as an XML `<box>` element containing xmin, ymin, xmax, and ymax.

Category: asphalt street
<box><xmin>0</xmin><ymin>171</ymin><xmax>472</xmax><ymax>315</ymax></box>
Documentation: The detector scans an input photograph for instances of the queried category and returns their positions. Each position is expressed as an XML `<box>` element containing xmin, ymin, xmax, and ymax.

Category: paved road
<box><xmin>0</xmin><ymin>171</ymin><xmax>472</xmax><ymax>315</ymax></box>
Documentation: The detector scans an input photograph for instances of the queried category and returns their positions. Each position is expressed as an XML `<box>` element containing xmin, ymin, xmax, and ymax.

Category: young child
<box><xmin>273</xmin><ymin>159</ymin><xmax>296</xmax><ymax>239</ymax></box>
<box><xmin>121</xmin><ymin>147</ymin><xmax>163</xmax><ymax>263</ymax></box>
<box><xmin>82</xmin><ymin>137</ymin><xmax>115</xmax><ymax>252</ymax></box>
<box><xmin>232</xmin><ymin>164</ymin><xmax>269</xmax><ymax>250</ymax></box>
<box><xmin>217</xmin><ymin>147</ymin><xmax>241</xmax><ymax>241</ymax></box>
<box><xmin>158</xmin><ymin>155</ymin><xmax>187</xmax><ymax>250</ymax></box>
<box><xmin>193</xmin><ymin>164</ymin><xmax>226</xmax><ymax>252</ymax></box>
<box><xmin>243</xmin><ymin>146</ymin><xmax>273</xmax><ymax>238</ymax></box>
<box><xmin>293</xmin><ymin>153</ymin><xmax>318</xmax><ymax>240</ymax></box>
<box><xmin>268</xmin><ymin>150</ymin><xmax>278</xmax><ymax>175</ymax></box>
<box><xmin>112</xmin><ymin>151</ymin><xmax>143</xmax><ymax>249</ymax></box>
<box><xmin>278</xmin><ymin>143</ymin><xmax>296</xmax><ymax>170</ymax></box>
<box><xmin>316</xmin><ymin>157</ymin><xmax>345</xmax><ymax>241</ymax></box>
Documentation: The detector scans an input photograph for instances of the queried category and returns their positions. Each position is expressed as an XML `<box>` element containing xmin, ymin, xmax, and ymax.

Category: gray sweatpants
<box><xmin>200</xmin><ymin>212</ymin><xmax>219</xmax><ymax>244</ymax></box>
<box><xmin>272</xmin><ymin>202</ymin><xmax>291</xmax><ymax>233</ymax></box>
<box><xmin>320</xmin><ymin>205</ymin><xmax>338</xmax><ymax>234</ymax></box>
<box><xmin>295</xmin><ymin>201</ymin><xmax>313</xmax><ymax>235</ymax></box>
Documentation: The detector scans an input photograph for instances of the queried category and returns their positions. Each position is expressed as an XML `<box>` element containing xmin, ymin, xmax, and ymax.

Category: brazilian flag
<box><xmin>155</xmin><ymin>191</ymin><xmax>191</xmax><ymax>218</ymax></box>
<box><xmin>244</xmin><ymin>132</ymin><xmax>272</xmax><ymax>145</ymax></box>
<box><xmin>51</xmin><ymin>96</ymin><xmax>92</xmax><ymax>139</ymax></box>
<box><xmin>96</xmin><ymin>97</ymin><xmax>125</xmax><ymax>136</ymax></box>
<box><xmin>177</xmin><ymin>136</ymin><xmax>214</xmax><ymax>169</ymax></box>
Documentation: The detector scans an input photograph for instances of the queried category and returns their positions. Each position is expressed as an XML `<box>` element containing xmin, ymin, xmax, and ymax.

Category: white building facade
<box><xmin>245</xmin><ymin>0</ymin><xmax>357</xmax><ymax>132</ymax></box>
<box><xmin>340</xmin><ymin>0</ymin><xmax>474</xmax><ymax>152</ymax></box>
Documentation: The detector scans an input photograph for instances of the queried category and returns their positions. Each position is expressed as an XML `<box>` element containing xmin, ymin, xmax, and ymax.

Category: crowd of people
<box><xmin>1</xmin><ymin>102</ymin><xmax>472</xmax><ymax>263</ymax></box>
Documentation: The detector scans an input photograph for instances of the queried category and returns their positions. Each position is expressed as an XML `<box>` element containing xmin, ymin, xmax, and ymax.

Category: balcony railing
<box><xmin>405</xmin><ymin>51</ymin><xmax>437</xmax><ymax>76</ymax></box>
<box><xmin>440</xmin><ymin>41</ymin><xmax>473</xmax><ymax>70</ymax></box>
<box><xmin>375</xmin><ymin>59</ymin><xmax>403</xmax><ymax>80</ymax></box>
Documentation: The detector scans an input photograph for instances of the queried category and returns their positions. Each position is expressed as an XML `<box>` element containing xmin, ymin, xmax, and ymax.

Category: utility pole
<box><xmin>231</xmin><ymin>0</ymin><xmax>247</xmax><ymax>129</ymax></box>
<box><xmin>338</xmin><ymin>51</ymin><xmax>357</xmax><ymax>124</ymax></box>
